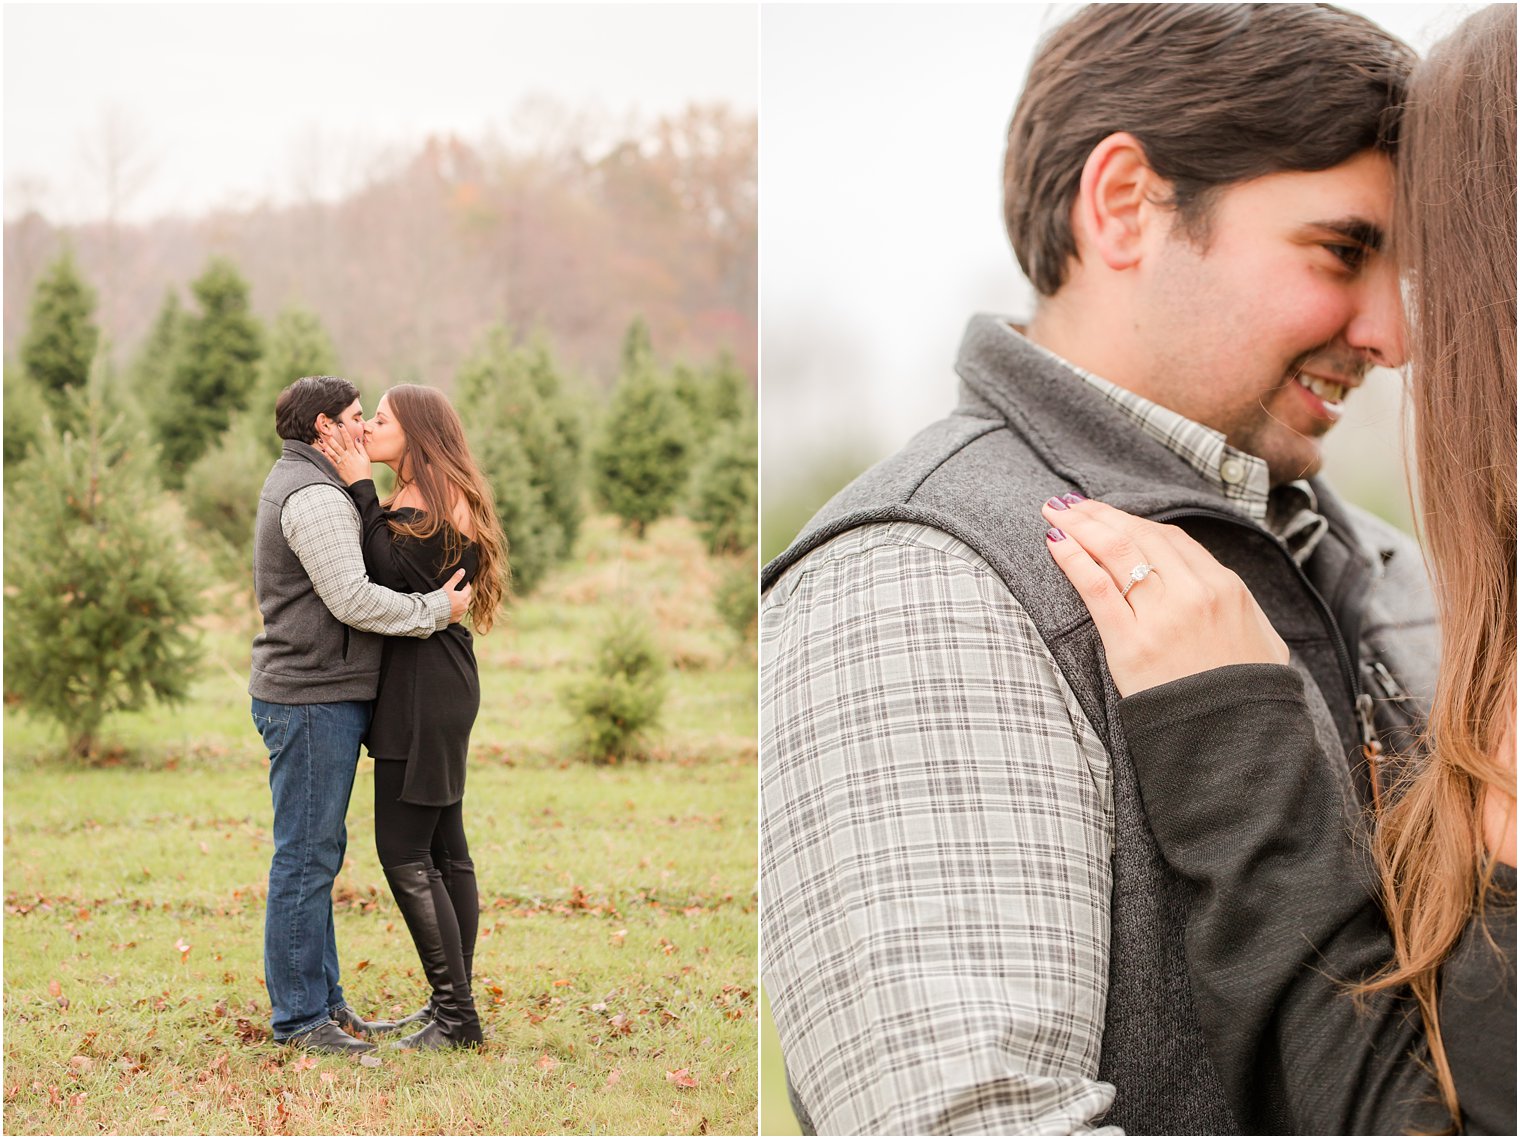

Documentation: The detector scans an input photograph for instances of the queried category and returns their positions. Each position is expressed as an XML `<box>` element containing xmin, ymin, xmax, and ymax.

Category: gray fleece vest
<box><xmin>764</xmin><ymin>315</ymin><xmax>1439</xmax><ymax>1135</ymax></box>
<box><xmin>248</xmin><ymin>440</ymin><xmax>383</xmax><ymax>704</ymax></box>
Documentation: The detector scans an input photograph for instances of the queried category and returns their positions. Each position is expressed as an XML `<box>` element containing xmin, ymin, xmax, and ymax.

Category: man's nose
<box><xmin>1345</xmin><ymin>257</ymin><xmax>1407</xmax><ymax>369</ymax></box>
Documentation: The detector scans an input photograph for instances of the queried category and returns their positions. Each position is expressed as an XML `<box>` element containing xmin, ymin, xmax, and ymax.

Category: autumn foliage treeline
<box><xmin>3</xmin><ymin>104</ymin><xmax>756</xmax><ymax>391</ymax></box>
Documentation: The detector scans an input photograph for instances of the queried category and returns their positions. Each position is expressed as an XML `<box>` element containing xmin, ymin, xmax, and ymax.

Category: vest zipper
<box><xmin>1148</xmin><ymin>506</ymin><xmax>1375</xmax><ymax>757</ymax></box>
<box><xmin>1369</xmin><ymin>659</ymin><xmax>1415</xmax><ymax>707</ymax></box>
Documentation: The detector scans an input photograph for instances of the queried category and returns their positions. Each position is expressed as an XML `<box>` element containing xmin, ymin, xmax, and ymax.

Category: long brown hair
<box><xmin>1366</xmin><ymin>4</ymin><xmax>1517</xmax><ymax>1126</ymax></box>
<box><xmin>383</xmin><ymin>384</ymin><xmax>509</xmax><ymax>633</ymax></box>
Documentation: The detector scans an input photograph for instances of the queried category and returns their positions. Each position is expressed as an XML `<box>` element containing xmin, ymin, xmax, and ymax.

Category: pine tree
<box><xmin>181</xmin><ymin>421</ymin><xmax>274</xmax><ymax>569</ymax></box>
<box><xmin>520</xmin><ymin>333</ymin><xmax>587</xmax><ymax>557</ymax></box>
<box><xmin>3</xmin><ymin>387</ymin><xmax>203</xmax><ymax>757</ymax></box>
<box><xmin>620</xmin><ymin>315</ymin><xmax>653</xmax><ymax>376</ymax></box>
<box><xmin>456</xmin><ymin>325</ymin><xmax>585</xmax><ymax>596</ymax></box>
<box><xmin>3</xmin><ymin>364</ymin><xmax>49</xmax><ymax>469</ymax></box>
<box><xmin>689</xmin><ymin>416</ymin><xmax>758</xmax><ymax>555</ymax></box>
<box><xmin>714</xmin><ymin>555</ymin><xmax>759</xmax><ymax>646</ymax></box>
<box><xmin>131</xmin><ymin>288</ymin><xmax>184</xmax><ymax>410</ymax></box>
<box><xmin>593</xmin><ymin>360</ymin><xmax>692</xmax><ymax>539</ymax></box>
<box><xmin>560</xmin><ymin>613</ymin><xmax>668</xmax><ymax>763</ymax></box>
<box><xmin>673</xmin><ymin>351</ymin><xmax>752</xmax><ymax>440</ymax></box>
<box><xmin>20</xmin><ymin>249</ymin><xmax>99</xmax><ymax>411</ymax></box>
<box><xmin>246</xmin><ymin>306</ymin><xmax>340</xmax><ymax>458</ymax></box>
<box><xmin>704</xmin><ymin>351</ymin><xmax>752</xmax><ymax>426</ymax></box>
<box><xmin>155</xmin><ymin>257</ymin><xmax>263</xmax><ymax>487</ymax></box>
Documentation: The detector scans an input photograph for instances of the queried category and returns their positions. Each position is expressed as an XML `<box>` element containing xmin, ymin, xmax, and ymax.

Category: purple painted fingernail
<box><xmin>1046</xmin><ymin>527</ymin><xmax>1067</xmax><ymax>542</ymax></box>
<box><xmin>1061</xmin><ymin>492</ymin><xmax>1087</xmax><ymax>505</ymax></box>
<box><xmin>1045</xmin><ymin>496</ymin><xmax>1069</xmax><ymax>511</ymax></box>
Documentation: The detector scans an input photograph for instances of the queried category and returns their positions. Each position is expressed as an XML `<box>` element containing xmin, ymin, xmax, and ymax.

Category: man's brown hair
<box><xmin>1004</xmin><ymin>3</ymin><xmax>1415</xmax><ymax>296</ymax></box>
<box><xmin>274</xmin><ymin>375</ymin><xmax>360</xmax><ymax>443</ymax></box>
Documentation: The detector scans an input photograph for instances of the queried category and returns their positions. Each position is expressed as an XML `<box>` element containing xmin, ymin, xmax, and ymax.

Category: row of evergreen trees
<box><xmin>4</xmin><ymin>250</ymin><xmax>757</xmax><ymax>757</ymax></box>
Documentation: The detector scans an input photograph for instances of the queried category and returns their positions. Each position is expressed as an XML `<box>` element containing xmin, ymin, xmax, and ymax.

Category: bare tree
<box><xmin>79</xmin><ymin>105</ymin><xmax>157</xmax><ymax>346</ymax></box>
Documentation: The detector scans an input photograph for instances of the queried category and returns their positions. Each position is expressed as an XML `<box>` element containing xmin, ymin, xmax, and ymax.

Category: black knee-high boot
<box><xmin>388</xmin><ymin>857</ymin><xmax>479</xmax><ymax>1029</ymax></box>
<box><xmin>445</xmin><ymin>857</ymin><xmax>478</xmax><ymax>988</ymax></box>
<box><xmin>382</xmin><ymin>861</ymin><xmax>483</xmax><ymax>1049</ymax></box>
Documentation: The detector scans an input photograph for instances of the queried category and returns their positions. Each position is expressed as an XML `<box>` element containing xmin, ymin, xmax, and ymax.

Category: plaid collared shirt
<box><xmin>1036</xmin><ymin>339</ymin><xmax>1328</xmax><ymax>562</ymax></box>
<box><xmin>760</xmin><ymin>336</ymin><xmax>1329</xmax><ymax>1134</ymax></box>
<box><xmin>282</xmin><ymin>483</ymin><xmax>449</xmax><ymax>637</ymax></box>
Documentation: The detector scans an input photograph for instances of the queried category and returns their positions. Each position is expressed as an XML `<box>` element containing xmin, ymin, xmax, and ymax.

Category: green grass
<box><xmin>759</xmin><ymin>990</ymin><xmax>800</xmax><ymax>1136</ymax></box>
<box><xmin>3</xmin><ymin>514</ymin><xmax>758</xmax><ymax>1136</ymax></box>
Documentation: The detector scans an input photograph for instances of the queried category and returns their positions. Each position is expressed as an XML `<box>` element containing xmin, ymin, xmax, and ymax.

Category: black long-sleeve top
<box><xmin>1120</xmin><ymin>663</ymin><xmax>1516</xmax><ymax>1135</ymax></box>
<box><xmin>347</xmin><ymin>479</ymin><xmax>480</xmax><ymax>807</ymax></box>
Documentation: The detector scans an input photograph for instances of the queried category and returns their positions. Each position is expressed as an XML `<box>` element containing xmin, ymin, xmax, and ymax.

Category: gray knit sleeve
<box><xmin>1119</xmin><ymin>663</ymin><xmax>1451</xmax><ymax>1135</ymax></box>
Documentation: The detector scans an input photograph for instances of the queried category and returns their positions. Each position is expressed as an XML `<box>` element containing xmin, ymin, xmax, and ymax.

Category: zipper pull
<box><xmin>1370</xmin><ymin>659</ymin><xmax>1409</xmax><ymax>703</ymax></box>
<box><xmin>1356</xmin><ymin>692</ymin><xmax>1384</xmax><ymax>810</ymax></box>
<box><xmin>1356</xmin><ymin>692</ymin><xmax>1381</xmax><ymax>752</ymax></box>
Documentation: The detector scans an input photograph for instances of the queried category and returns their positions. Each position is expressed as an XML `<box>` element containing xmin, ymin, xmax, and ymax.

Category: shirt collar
<box><xmin>1017</xmin><ymin>331</ymin><xmax>1327</xmax><ymax>560</ymax></box>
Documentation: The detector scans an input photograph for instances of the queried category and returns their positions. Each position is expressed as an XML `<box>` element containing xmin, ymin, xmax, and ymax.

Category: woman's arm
<box><xmin>345</xmin><ymin>479</ymin><xmax>415</xmax><ymax>592</ymax></box>
<box><xmin>1041</xmin><ymin>497</ymin><xmax>1457</xmax><ymax>1133</ymax></box>
<box><xmin>1119</xmin><ymin>664</ymin><xmax>1448</xmax><ymax>1134</ymax></box>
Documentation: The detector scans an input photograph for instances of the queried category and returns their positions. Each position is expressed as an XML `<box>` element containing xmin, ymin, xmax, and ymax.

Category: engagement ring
<box><xmin>1120</xmin><ymin>562</ymin><xmax>1156</xmax><ymax>598</ymax></box>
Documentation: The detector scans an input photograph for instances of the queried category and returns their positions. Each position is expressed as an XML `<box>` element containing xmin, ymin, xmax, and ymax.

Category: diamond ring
<box><xmin>1120</xmin><ymin>562</ymin><xmax>1157</xmax><ymax>598</ymax></box>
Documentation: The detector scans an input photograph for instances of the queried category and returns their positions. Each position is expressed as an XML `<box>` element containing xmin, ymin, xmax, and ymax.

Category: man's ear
<box><xmin>313</xmin><ymin>414</ymin><xmax>334</xmax><ymax>438</ymax></box>
<box><xmin>1074</xmin><ymin>132</ymin><xmax>1168</xmax><ymax>273</ymax></box>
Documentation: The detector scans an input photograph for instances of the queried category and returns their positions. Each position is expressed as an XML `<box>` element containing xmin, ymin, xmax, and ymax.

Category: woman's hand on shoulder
<box><xmin>1041</xmin><ymin>495</ymin><xmax>1288</xmax><ymax>697</ymax></box>
<box><xmin>314</xmin><ymin>425</ymin><xmax>372</xmax><ymax>486</ymax></box>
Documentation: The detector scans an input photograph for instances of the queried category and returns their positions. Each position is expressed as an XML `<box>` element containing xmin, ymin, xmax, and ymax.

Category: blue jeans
<box><xmin>252</xmin><ymin>697</ymin><xmax>370</xmax><ymax>1040</ymax></box>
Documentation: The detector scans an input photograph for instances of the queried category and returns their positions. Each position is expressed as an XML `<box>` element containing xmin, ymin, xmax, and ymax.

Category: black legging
<box><xmin>373</xmin><ymin>759</ymin><xmax>479</xmax><ymax>981</ymax></box>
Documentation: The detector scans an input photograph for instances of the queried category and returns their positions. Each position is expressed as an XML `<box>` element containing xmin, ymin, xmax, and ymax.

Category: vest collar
<box><xmin>956</xmin><ymin>314</ymin><xmax>1318</xmax><ymax>527</ymax></box>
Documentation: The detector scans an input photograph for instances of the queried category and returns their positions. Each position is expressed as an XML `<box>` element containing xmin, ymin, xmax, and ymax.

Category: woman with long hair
<box><xmin>1039</xmin><ymin>5</ymin><xmax>1514</xmax><ymax>1132</ymax></box>
<box><xmin>317</xmin><ymin>383</ymin><xmax>508</xmax><ymax>1050</ymax></box>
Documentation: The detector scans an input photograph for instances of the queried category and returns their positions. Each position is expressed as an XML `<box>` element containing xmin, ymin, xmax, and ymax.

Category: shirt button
<box><xmin>1220</xmin><ymin>457</ymin><xmax>1246</xmax><ymax>484</ymax></box>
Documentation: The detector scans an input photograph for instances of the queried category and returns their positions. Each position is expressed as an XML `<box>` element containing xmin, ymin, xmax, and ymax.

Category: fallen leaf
<box><xmin>67</xmin><ymin>1056</ymin><xmax>93</xmax><ymax>1074</ymax></box>
<box><xmin>151</xmin><ymin>1105</ymin><xmax>168</xmax><ymax>1120</ymax></box>
<box><xmin>173</xmin><ymin>937</ymin><xmax>191</xmax><ymax>963</ymax></box>
<box><xmin>320</xmin><ymin>1071</ymin><xmax>335</xmax><ymax>1084</ymax></box>
<box><xmin>552</xmin><ymin>979</ymin><xmax>571</xmax><ymax>988</ymax></box>
<box><xmin>604</xmin><ymin>1068</ymin><xmax>622</xmax><ymax>1088</ymax></box>
<box><xmin>534</xmin><ymin>1054</ymin><xmax>558</xmax><ymax>1073</ymax></box>
<box><xmin>47</xmin><ymin>981</ymin><xmax>61</xmax><ymax>998</ymax></box>
<box><xmin>295</xmin><ymin>1056</ymin><xmax>318</xmax><ymax>1071</ymax></box>
<box><xmin>234</xmin><ymin>1018</ymin><xmax>269</xmax><ymax>1046</ymax></box>
<box><xmin>353</xmin><ymin>959</ymin><xmax>370</xmax><ymax>972</ymax></box>
<box><xmin>358</xmin><ymin>1054</ymin><xmax>382</xmax><ymax>1069</ymax></box>
<box><xmin>666</xmin><ymin>1067</ymin><xmax>699</xmax><ymax>1088</ymax></box>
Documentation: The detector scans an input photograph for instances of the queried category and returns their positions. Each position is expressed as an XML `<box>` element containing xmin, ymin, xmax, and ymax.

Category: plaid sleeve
<box><xmin>761</xmin><ymin>522</ymin><xmax>1119</xmax><ymax>1135</ymax></box>
<box><xmin>281</xmin><ymin>484</ymin><xmax>450</xmax><ymax>638</ymax></box>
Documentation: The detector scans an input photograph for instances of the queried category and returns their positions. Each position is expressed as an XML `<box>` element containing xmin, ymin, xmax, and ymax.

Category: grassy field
<box><xmin>3</xmin><ymin>513</ymin><xmax>758</xmax><ymax>1136</ymax></box>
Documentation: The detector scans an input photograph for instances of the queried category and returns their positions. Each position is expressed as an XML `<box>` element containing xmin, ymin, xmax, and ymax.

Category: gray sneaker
<box><xmin>283</xmin><ymin>1020</ymin><xmax>376</xmax><ymax>1054</ymax></box>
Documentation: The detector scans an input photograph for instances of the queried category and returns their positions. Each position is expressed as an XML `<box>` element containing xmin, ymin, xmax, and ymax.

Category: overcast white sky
<box><xmin>761</xmin><ymin>2</ymin><xmax>1476</xmax><ymax>518</ymax></box>
<box><xmin>3</xmin><ymin>2</ymin><xmax>758</xmax><ymax>224</ymax></box>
